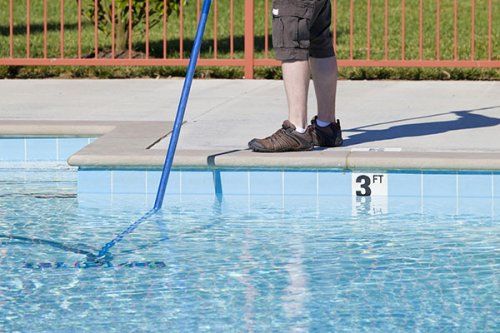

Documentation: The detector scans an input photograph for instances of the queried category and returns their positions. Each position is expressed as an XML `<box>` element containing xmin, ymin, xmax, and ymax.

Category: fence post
<box><xmin>244</xmin><ymin>0</ymin><xmax>255</xmax><ymax>79</ymax></box>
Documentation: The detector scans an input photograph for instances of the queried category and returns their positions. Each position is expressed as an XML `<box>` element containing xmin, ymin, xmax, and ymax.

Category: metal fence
<box><xmin>1</xmin><ymin>0</ymin><xmax>498</xmax><ymax>78</ymax></box>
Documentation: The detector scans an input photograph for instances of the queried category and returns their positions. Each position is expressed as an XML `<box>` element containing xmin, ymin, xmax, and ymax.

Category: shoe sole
<box><xmin>248</xmin><ymin>144</ymin><xmax>314</xmax><ymax>153</ymax></box>
<box><xmin>313</xmin><ymin>138</ymin><xmax>343</xmax><ymax>148</ymax></box>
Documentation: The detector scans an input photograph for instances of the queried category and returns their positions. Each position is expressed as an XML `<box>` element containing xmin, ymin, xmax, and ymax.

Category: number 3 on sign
<box><xmin>352</xmin><ymin>173</ymin><xmax>388</xmax><ymax>196</ymax></box>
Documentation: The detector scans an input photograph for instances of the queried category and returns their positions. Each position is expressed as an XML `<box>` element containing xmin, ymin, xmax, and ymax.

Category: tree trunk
<box><xmin>115</xmin><ymin>21</ymin><xmax>128</xmax><ymax>54</ymax></box>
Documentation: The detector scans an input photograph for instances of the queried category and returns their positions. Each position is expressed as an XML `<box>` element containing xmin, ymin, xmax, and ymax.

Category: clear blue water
<box><xmin>0</xmin><ymin>167</ymin><xmax>498</xmax><ymax>332</ymax></box>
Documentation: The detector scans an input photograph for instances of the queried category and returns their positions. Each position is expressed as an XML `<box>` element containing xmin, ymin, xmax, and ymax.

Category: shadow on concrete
<box><xmin>207</xmin><ymin>149</ymin><xmax>243</xmax><ymax>167</ymax></box>
<box><xmin>342</xmin><ymin>106</ymin><xmax>500</xmax><ymax>146</ymax></box>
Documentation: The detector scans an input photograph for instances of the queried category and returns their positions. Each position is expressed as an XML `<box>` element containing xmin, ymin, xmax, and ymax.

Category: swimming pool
<box><xmin>0</xmin><ymin>138</ymin><xmax>499</xmax><ymax>332</ymax></box>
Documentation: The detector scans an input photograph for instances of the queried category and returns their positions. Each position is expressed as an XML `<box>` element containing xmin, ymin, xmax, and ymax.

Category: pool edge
<box><xmin>2</xmin><ymin>120</ymin><xmax>500</xmax><ymax>171</ymax></box>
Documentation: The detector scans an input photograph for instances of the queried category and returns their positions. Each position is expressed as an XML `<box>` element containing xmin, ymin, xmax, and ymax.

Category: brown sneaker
<box><xmin>248</xmin><ymin>120</ymin><xmax>314</xmax><ymax>152</ymax></box>
<box><xmin>309</xmin><ymin>116</ymin><xmax>343</xmax><ymax>147</ymax></box>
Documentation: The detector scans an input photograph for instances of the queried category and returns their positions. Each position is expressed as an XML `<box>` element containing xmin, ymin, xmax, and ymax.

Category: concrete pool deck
<box><xmin>0</xmin><ymin>79</ymin><xmax>499</xmax><ymax>170</ymax></box>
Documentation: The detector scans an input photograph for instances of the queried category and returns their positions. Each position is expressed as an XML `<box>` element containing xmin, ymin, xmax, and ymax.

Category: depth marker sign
<box><xmin>351</xmin><ymin>173</ymin><xmax>389</xmax><ymax>216</ymax></box>
<box><xmin>352</xmin><ymin>173</ymin><xmax>388</xmax><ymax>197</ymax></box>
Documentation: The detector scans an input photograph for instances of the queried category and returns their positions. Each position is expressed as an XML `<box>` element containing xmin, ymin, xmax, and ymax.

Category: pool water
<box><xmin>0</xmin><ymin>167</ymin><xmax>498</xmax><ymax>332</ymax></box>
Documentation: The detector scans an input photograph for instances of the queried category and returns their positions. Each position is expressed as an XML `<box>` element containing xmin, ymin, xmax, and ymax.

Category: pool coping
<box><xmin>1</xmin><ymin>120</ymin><xmax>500</xmax><ymax>171</ymax></box>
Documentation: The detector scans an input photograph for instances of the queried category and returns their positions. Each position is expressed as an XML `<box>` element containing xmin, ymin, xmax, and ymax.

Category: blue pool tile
<box><xmin>458</xmin><ymin>174</ymin><xmax>492</xmax><ymax>198</ymax></box>
<box><xmin>317</xmin><ymin>171</ymin><xmax>351</xmax><ymax>196</ymax></box>
<box><xmin>284</xmin><ymin>171</ymin><xmax>317</xmax><ymax>196</ymax></box>
<box><xmin>249</xmin><ymin>171</ymin><xmax>283</xmax><ymax>196</ymax></box>
<box><xmin>145</xmin><ymin>170</ymin><xmax>181</xmax><ymax>195</ymax></box>
<box><xmin>220</xmin><ymin>171</ymin><xmax>248</xmax><ymax>195</ymax></box>
<box><xmin>110</xmin><ymin>194</ymin><xmax>150</xmax><ymax>208</ymax></box>
<box><xmin>181</xmin><ymin>171</ymin><xmax>215</xmax><ymax>195</ymax></box>
<box><xmin>219</xmin><ymin>195</ymin><xmax>251</xmax><ymax>214</ymax></box>
<box><xmin>166</xmin><ymin>171</ymin><xmax>182</xmax><ymax>195</ymax></box>
<box><xmin>458</xmin><ymin>197</ymin><xmax>494</xmax><ymax>217</ymax></box>
<box><xmin>388</xmin><ymin>172</ymin><xmax>421</xmax><ymax>197</ymax></box>
<box><xmin>317</xmin><ymin>195</ymin><xmax>352</xmax><ymax>216</ymax></box>
<box><xmin>149</xmin><ymin>193</ymin><xmax>183</xmax><ymax>208</ymax></box>
<box><xmin>113</xmin><ymin>171</ymin><xmax>147</xmax><ymax>194</ymax></box>
<box><xmin>249</xmin><ymin>194</ymin><xmax>283</xmax><ymax>212</ymax></box>
<box><xmin>284</xmin><ymin>194</ymin><xmax>318</xmax><ymax>213</ymax></box>
<box><xmin>388</xmin><ymin>196</ymin><xmax>423</xmax><ymax>215</ymax></box>
<box><xmin>77</xmin><ymin>193</ymin><xmax>114</xmax><ymax>209</ymax></box>
<box><xmin>146</xmin><ymin>171</ymin><xmax>162</xmax><ymax>194</ymax></box>
<box><xmin>26</xmin><ymin>138</ymin><xmax>57</xmax><ymax>161</ymax></box>
<box><xmin>423</xmin><ymin>173</ymin><xmax>457</xmax><ymax>197</ymax></box>
<box><xmin>78</xmin><ymin>170</ymin><xmax>112</xmax><ymax>194</ymax></box>
<box><xmin>58</xmin><ymin>138</ymin><xmax>91</xmax><ymax>161</ymax></box>
<box><xmin>423</xmin><ymin>197</ymin><xmax>457</xmax><ymax>216</ymax></box>
<box><xmin>0</xmin><ymin>138</ymin><xmax>25</xmax><ymax>161</ymax></box>
<box><xmin>494</xmin><ymin>199</ymin><xmax>500</xmax><ymax>219</ymax></box>
<box><xmin>494</xmin><ymin>174</ymin><xmax>500</xmax><ymax>198</ymax></box>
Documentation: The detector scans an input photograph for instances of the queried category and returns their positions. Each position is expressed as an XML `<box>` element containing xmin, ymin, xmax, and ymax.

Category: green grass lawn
<box><xmin>0</xmin><ymin>0</ymin><xmax>498</xmax><ymax>79</ymax></box>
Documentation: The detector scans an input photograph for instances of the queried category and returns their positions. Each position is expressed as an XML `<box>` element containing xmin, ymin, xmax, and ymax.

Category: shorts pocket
<box><xmin>271</xmin><ymin>4</ymin><xmax>313</xmax><ymax>49</ymax></box>
<box><xmin>272</xmin><ymin>15</ymin><xmax>285</xmax><ymax>48</ymax></box>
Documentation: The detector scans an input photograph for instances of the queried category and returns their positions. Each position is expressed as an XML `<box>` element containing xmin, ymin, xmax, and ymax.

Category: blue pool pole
<box><xmin>94</xmin><ymin>0</ymin><xmax>212</xmax><ymax>261</ymax></box>
<box><xmin>154</xmin><ymin>0</ymin><xmax>213</xmax><ymax>210</ymax></box>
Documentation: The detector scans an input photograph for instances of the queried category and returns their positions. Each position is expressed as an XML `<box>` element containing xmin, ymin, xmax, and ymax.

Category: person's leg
<box><xmin>308</xmin><ymin>55</ymin><xmax>343</xmax><ymax>147</ymax></box>
<box><xmin>306</xmin><ymin>0</ymin><xmax>343</xmax><ymax>147</ymax></box>
<box><xmin>309</xmin><ymin>56</ymin><xmax>338</xmax><ymax>124</ymax></box>
<box><xmin>247</xmin><ymin>59</ymin><xmax>313</xmax><ymax>152</ymax></box>
<box><xmin>282</xmin><ymin>60</ymin><xmax>311</xmax><ymax>132</ymax></box>
<box><xmin>247</xmin><ymin>1</ymin><xmax>315</xmax><ymax>152</ymax></box>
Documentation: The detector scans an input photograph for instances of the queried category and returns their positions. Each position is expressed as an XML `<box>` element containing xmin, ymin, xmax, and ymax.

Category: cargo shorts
<box><xmin>272</xmin><ymin>0</ymin><xmax>335</xmax><ymax>61</ymax></box>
